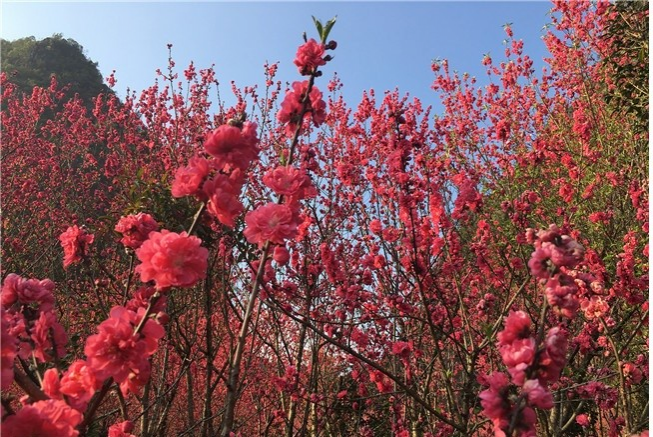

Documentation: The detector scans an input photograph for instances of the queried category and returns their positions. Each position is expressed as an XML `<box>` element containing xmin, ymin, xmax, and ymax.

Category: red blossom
<box><xmin>203</xmin><ymin>173</ymin><xmax>244</xmax><ymax>228</ymax></box>
<box><xmin>369</xmin><ymin>219</ymin><xmax>383</xmax><ymax>234</ymax></box>
<box><xmin>500</xmin><ymin>338</ymin><xmax>537</xmax><ymax>385</ymax></box>
<box><xmin>294</xmin><ymin>38</ymin><xmax>326</xmax><ymax>75</ymax></box>
<box><xmin>497</xmin><ymin>311</ymin><xmax>532</xmax><ymax>346</ymax></box>
<box><xmin>135</xmin><ymin>230</ymin><xmax>208</xmax><ymax>289</ymax></box>
<box><xmin>84</xmin><ymin>306</ymin><xmax>164</xmax><ymax>393</ymax></box>
<box><xmin>1</xmin><ymin>273</ymin><xmax>55</xmax><ymax>312</ymax></box>
<box><xmin>544</xmin><ymin>274</ymin><xmax>579</xmax><ymax>319</ymax></box>
<box><xmin>59</xmin><ymin>360</ymin><xmax>99</xmax><ymax>411</ymax></box>
<box><xmin>479</xmin><ymin>372</ymin><xmax>511</xmax><ymax>434</ymax></box>
<box><xmin>576</xmin><ymin>414</ymin><xmax>590</xmax><ymax>426</ymax></box>
<box><xmin>243</xmin><ymin>203</ymin><xmax>298</xmax><ymax>247</ymax></box>
<box><xmin>1</xmin><ymin>308</ymin><xmax>16</xmax><ymax>389</ymax></box>
<box><xmin>622</xmin><ymin>362</ymin><xmax>643</xmax><ymax>385</ymax></box>
<box><xmin>262</xmin><ymin>165</ymin><xmax>317</xmax><ymax>201</ymax></box>
<box><xmin>59</xmin><ymin>225</ymin><xmax>94</xmax><ymax>268</ymax></box>
<box><xmin>126</xmin><ymin>286</ymin><xmax>167</xmax><ymax>313</ymax></box>
<box><xmin>528</xmin><ymin>246</ymin><xmax>553</xmax><ymax>279</ymax></box>
<box><xmin>0</xmin><ymin>6</ymin><xmax>646</xmax><ymax>434</ymax></box>
<box><xmin>495</xmin><ymin>119</ymin><xmax>511</xmax><ymax>141</ymax></box>
<box><xmin>31</xmin><ymin>310</ymin><xmax>68</xmax><ymax>362</ymax></box>
<box><xmin>528</xmin><ymin>226</ymin><xmax>584</xmax><ymax>280</ymax></box>
<box><xmin>41</xmin><ymin>368</ymin><xmax>62</xmax><ymax>400</ymax></box>
<box><xmin>203</xmin><ymin>122</ymin><xmax>259</xmax><ymax>171</ymax></box>
<box><xmin>273</xmin><ymin>245</ymin><xmax>290</xmax><ymax>265</ymax></box>
<box><xmin>391</xmin><ymin>340</ymin><xmax>414</xmax><ymax>358</ymax></box>
<box><xmin>537</xmin><ymin>327</ymin><xmax>568</xmax><ymax>383</ymax></box>
<box><xmin>2</xmin><ymin>399</ymin><xmax>83</xmax><ymax>437</ymax></box>
<box><xmin>572</xmin><ymin>107</ymin><xmax>591</xmax><ymax>142</ymax></box>
<box><xmin>108</xmin><ymin>420</ymin><xmax>137</xmax><ymax>437</ymax></box>
<box><xmin>451</xmin><ymin>174</ymin><xmax>483</xmax><ymax>220</ymax></box>
<box><xmin>170</xmin><ymin>156</ymin><xmax>211</xmax><ymax>199</ymax></box>
<box><xmin>522</xmin><ymin>379</ymin><xmax>554</xmax><ymax>409</ymax></box>
<box><xmin>277</xmin><ymin>81</ymin><xmax>326</xmax><ymax>135</ymax></box>
<box><xmin>115</xmin><ymin>213</ymin><xmax>159</xmax><ymax>250</ymax></box>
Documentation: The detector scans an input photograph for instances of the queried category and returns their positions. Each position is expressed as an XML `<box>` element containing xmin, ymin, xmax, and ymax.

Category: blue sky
<box><xmin>2</xmin><ymin>1</ymin><xmax>554</xmax><ymax>110</ymax></box>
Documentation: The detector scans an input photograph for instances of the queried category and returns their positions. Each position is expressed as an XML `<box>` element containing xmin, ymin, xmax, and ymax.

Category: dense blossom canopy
<box><xmin>0</xmin><ymin>3</ymin><xmax>648</xmax><ymax>436</ymax></box>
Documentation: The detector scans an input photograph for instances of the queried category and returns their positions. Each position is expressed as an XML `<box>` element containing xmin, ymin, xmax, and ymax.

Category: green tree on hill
<box><xmin>1</xmin><ymin>34</ymin><xmax>114</xmax><ymax>108</ymax></box>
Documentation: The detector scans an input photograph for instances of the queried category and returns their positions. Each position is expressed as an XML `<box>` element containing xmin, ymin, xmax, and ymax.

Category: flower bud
<box><xmin>156</xmin><ymin>312</ymin><xmax>170</xmax><ymax>325</ymax></box>
<box><xmin>273</xmin><ymin>246</ymin><xmax>290</xmax><ymax>266</ymax></box>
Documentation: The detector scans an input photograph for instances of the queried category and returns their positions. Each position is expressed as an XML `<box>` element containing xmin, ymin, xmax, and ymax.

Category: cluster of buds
<box><xmin>480</xmin><ymin>225</ymin><xmax>584</xmax><ymax>436</ymax></box>
<box><xmin>527</xmin><ymin>224</ymin><xmax>585</xmax><ymax>318</ymax></box>
<box><xmin>480</xmin><ymin>310</ymin><xmax>568</xmax><ymax>436</ymax></box>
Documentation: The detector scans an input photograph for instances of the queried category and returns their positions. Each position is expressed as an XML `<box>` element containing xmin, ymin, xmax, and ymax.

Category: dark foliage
<box><xmin>602</xmin><ymin>0</ymin><xmax>649</xmax><ymax>134</ymax></box>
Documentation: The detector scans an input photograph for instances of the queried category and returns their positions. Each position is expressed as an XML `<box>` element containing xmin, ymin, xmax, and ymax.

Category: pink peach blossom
<box><xmin>60</xmin><ymin>360</ymin><xmax>99</xmax><ymax>411</ymax></box>
<box><xmin>522</xmin><ymin>379</ymin><xmax>554</xmax><ymax>409</ymax></box>
<box><xmin>84</xmin><ymin>306</ymin><xmax>164</xmax><ymax>389</ymax></box>
<box><xmin>171</xmin><ymin>156</ymin><xmax>211</xmax><ymax>199</ymax></box>
<box><xmin>273</xmin><ymin>246</ymin><xmax>290</xmax><ymax>265</ymax></box>
<box><xmin>391</xmin><ymin>341</ymin><xmax>414</xmax><ymax>358</ymax></box>
<box><xmin>115</xmin><ymin>213</ymin><xmax>159</xmax><ymax>250</ymax></box>
<box><xmin>203</xmin><ymin>122</ymin><xmax>259</xmax><ymax>171</ymax></box>
<box><xmin>1</xmin><ymin>307</ymin><xmax>16</xmax><ymax>389</ymax></box>
<box><xmin>537</xmin><ymin>327</ymin><xmax>568</xmax><ymax>383</ymax></box>
<box><xmin>277</xmin><ymin>81</ymin><xmax>327</xmax><ymax>135</ymax></box>
<box><xmin>203</xmin><ymin>174</ymin><xmax>244</xmax><ymax>228</ymax></box>
<box><xmin>497</xmin><ymin>310</ymin><xmax>532</xmax><ymax>346</ymax></box>
<box><xmin>369</xmin><ymin>219</ymin><xmax>383</xmax><ymax>234</ymax></box>
<box><xmin>622</xmin><ymin>362</ymin><xmax>643</xmax><ymax>385</ymax></box>
<box><xmin>31</xmin><ymin>310</ymin><xmax>68</xmax><ymax>362</ymax></box>
<box><xmin>576</xmin><ymin>414</ymin><xmax>590</xmax><ymax>426</ymax></box>
<box><xmin>2</xmin><ymin>273</ymin><xmax>55</xmax><ymax>311</ymax></box>
<box><xmin>294</xmin><ymin>38</ymin><xmax>326</xmax><ymax>75</ymax></box>
<box><xmin>500</xmin><ymin>338</ymin><xmax>537</xmax><ymax>385</ymax></box>
<box><xmin>126</xmin><ymin>286</ymin><xmax>167</xmax><ymax>313</ymax></box>
<box><xmin>479</xmin><ymin>372</ymin><xmax>511</xmax><ymax>434</ymax></box>
<box><xmin>59</xmin><ymin>225</ymin><xmax>94</xmax><ymax>268</ymax></box>
<box><xmin>2</xmin><ymin>399</ymin><xmax>82</xmax><ymax>437</ymax></box>
<box><xmin>581</xmin><ymin>295</ymin><xmax>609</xmax><ymax>320</ymax></box>
<box><xmin>41</xmin><ymin>368</ymin><xmax>62</xmax><ymax>400</ymax></box>
<box><xmin>528</xmin><ymin>246</ymin><xmax>552</xmax><ymax>280</ymax></box>
<box><xmin>108</xmin><ymin>420</ymin><xmax>137</xmax><ymax>437</ymax></box>
<box><xmin>263</xmin><ymin>165</ymin><xmax>316</xmax><ymax>200</ymax></box>
<box><xmin>135</xmin><ymin>230</ymin><xmax>208</xmax><ymax>289</ymax></box>
<box><xmin>244</xmin><ymin>203</ymin><xmax>298</xmax><ymax>247</ymax></box>
<box><xmin>544</xmin><ymin>274</ymin><xmax>579</xmax><ymax>319</ymax></box>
